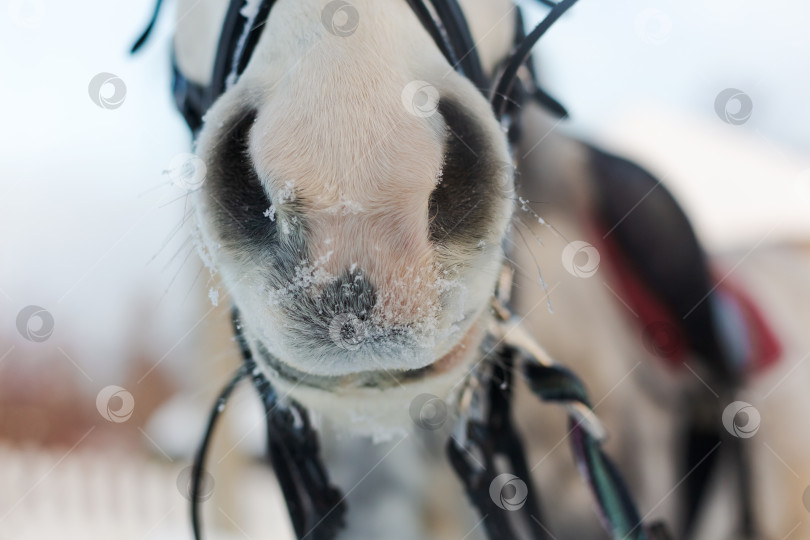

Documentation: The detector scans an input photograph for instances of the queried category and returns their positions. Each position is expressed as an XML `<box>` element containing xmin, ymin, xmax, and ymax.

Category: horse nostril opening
<box><xmin>328</xmin><ymin>312</ymin><xmax>368</xmax><ymax>351</ymax></box>
<box><xmin>340</xmin><ymin>320</ymin><xmax>361</xmax><ymax>341</ymax></box>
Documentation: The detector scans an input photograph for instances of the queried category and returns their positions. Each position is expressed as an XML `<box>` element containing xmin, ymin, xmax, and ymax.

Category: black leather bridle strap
<box><xmin>190</xmin><ymin>363</ymin><xmax>249</xmax><ymax>539</ymax></box>
<box><xmin>491</xmin><ymin>0</ymin><xmax>579</xmax><ymax>120</ymax></box>
<box><xmin>190</xmin><ymin>310</ymin><xmax>346</xmax><ymax>540</ymax></box>
<box><xmin>136</xmin><ymin>0</ymin><xmax>571</xmax><ymax>133</ymax></box>
<box><xmin>405</xmin><ymin>0</ymin><xmax>461</xmax><ymax>69</ymax></box>
<box><xmin>130</xmin><ymin>0</ymin><xmax>164</xmax><ymax>53</ymax></box>
<box><xmin>232</xmin><ymin>310</ymin><xmax>346</xmax><ymax>540</ymax></box>
<box><xmin>447</xmin><ymin>347</ymin><xmax>552</xmax><ymax>540</ymax></box>
<box><xmin>511</xmin><ymin>7</ymin><xmax>569</xmax><ymax>119</ymax></box>
<box><xmin>426</xmin><ymin>0</ymin><xmax>488</xmax><ymax>90</ymax></box>
<box><xmin>209</xmin><ymin>0</ymin><xmax>277</xmax><ymax>101</ymax></box>
<box><xmin>169</xmin><ymin>0</ymin><xmax>278</xmax><ymax>135</ymax></box>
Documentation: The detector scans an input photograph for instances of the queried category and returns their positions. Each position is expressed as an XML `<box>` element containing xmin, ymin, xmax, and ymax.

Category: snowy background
<box><xmin>0</xmin><ymin>0</ymin><xmax>808</xmax><ymax>538</ymax></box>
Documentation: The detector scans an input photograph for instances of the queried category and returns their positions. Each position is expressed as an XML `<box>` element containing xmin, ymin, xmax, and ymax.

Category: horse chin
<box><xmin>254</xmin><ymin>316</ymin><xmax>489</xmax><ymax>437</ymax></box>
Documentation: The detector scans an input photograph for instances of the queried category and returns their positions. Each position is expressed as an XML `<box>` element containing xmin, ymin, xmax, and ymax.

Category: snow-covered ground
<box><xmin>0</xmin><ymin>443</ymin><xmax>293</xmax><ymax>540</ymax></box>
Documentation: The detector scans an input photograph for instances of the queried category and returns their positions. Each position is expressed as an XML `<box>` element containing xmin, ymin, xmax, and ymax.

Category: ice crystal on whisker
<box><xmin>208</xmin><ymin>287</ymin><xmax>219</xmax><ymax>307</ymax></box>
<box><xmin>263</xmin><ymin>205</ymin><xmax>276</xmax><ymax>221</ymax></box>
<box><xmin>276</xmin><ymin>179</ymin><xmax>296</xmax><ymax>204</ymax></box>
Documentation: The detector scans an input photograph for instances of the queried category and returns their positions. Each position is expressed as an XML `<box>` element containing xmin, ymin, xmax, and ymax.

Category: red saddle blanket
<box><xmin>599</xmin><ymin>232</ymin><xmax>781</xmax><ymax>376</ymax></box>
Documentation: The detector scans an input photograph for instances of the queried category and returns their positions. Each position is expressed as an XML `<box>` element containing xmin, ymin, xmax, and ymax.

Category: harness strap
<box><xmin>190</xmin><ymin>363</ymin><xmax>249</xmax><ymax>540</ymax></box>
<box><xmin>512</xmin><ymin>7</ymin><xmax>569</xmax><ymax>119</ymax></box>
<box><xmin>487</xmin><ymin>272</ymin><xmax>669</xmax><ymax>540</ymax></box>
<box><xmin>447</xmin><ymin>328</ymin><xmax>671</xmax><ymax>540</ymax></box>
<box><xmin>233</xmin><ymin>310</ymin><xmax>346</xmax><ymax>539</ymax></box>
<box><xmin>426</xmin><ymin>0</ymin><xmax>488</xmax><ymax>90</ymax></box>
<box><xmin>134</xmin><ymin>0</ymin><xmax>572</xmax><ymax>134</ymax></box>
<box><xmin>447</xmin><ymin>346</ymin><xmax>552</xmax><ymax>540</ymax></box>
<box><xmin>523</xmin><ymin>363</ymin><xmax>671</xmax><ymax>540</ymax></box>
<box><xmin>209</xmin><ymin>0</ymin><xmax>277</xmax><ymax>101</ymax></box>
<box><xmin>190</xmin><ymin>310</ymin><xmax>345</xmax><ymax>540</ymax></box>
<box><xmin>491</xmin><ymin>0</ymin><xmax>579</xmax><ymax>121</ymax></box>
<box><xmin>405</xmin><ymin>0</ymin><xmax>461</xmax><ymax>71</ymax></box>
<box><xmin>130</xmin><ymin>0</ymin><xmax>164</xmax><ymax>54</ymax></box>
<box><xmin>521</xmin><ymin>359</ymin><xmax>656</xmax><ymax>540</ymax></box>
<box><xmin>171</xmin><ymin>59</ymin><xmax>208</xmax><ymax>135</ymax></box>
